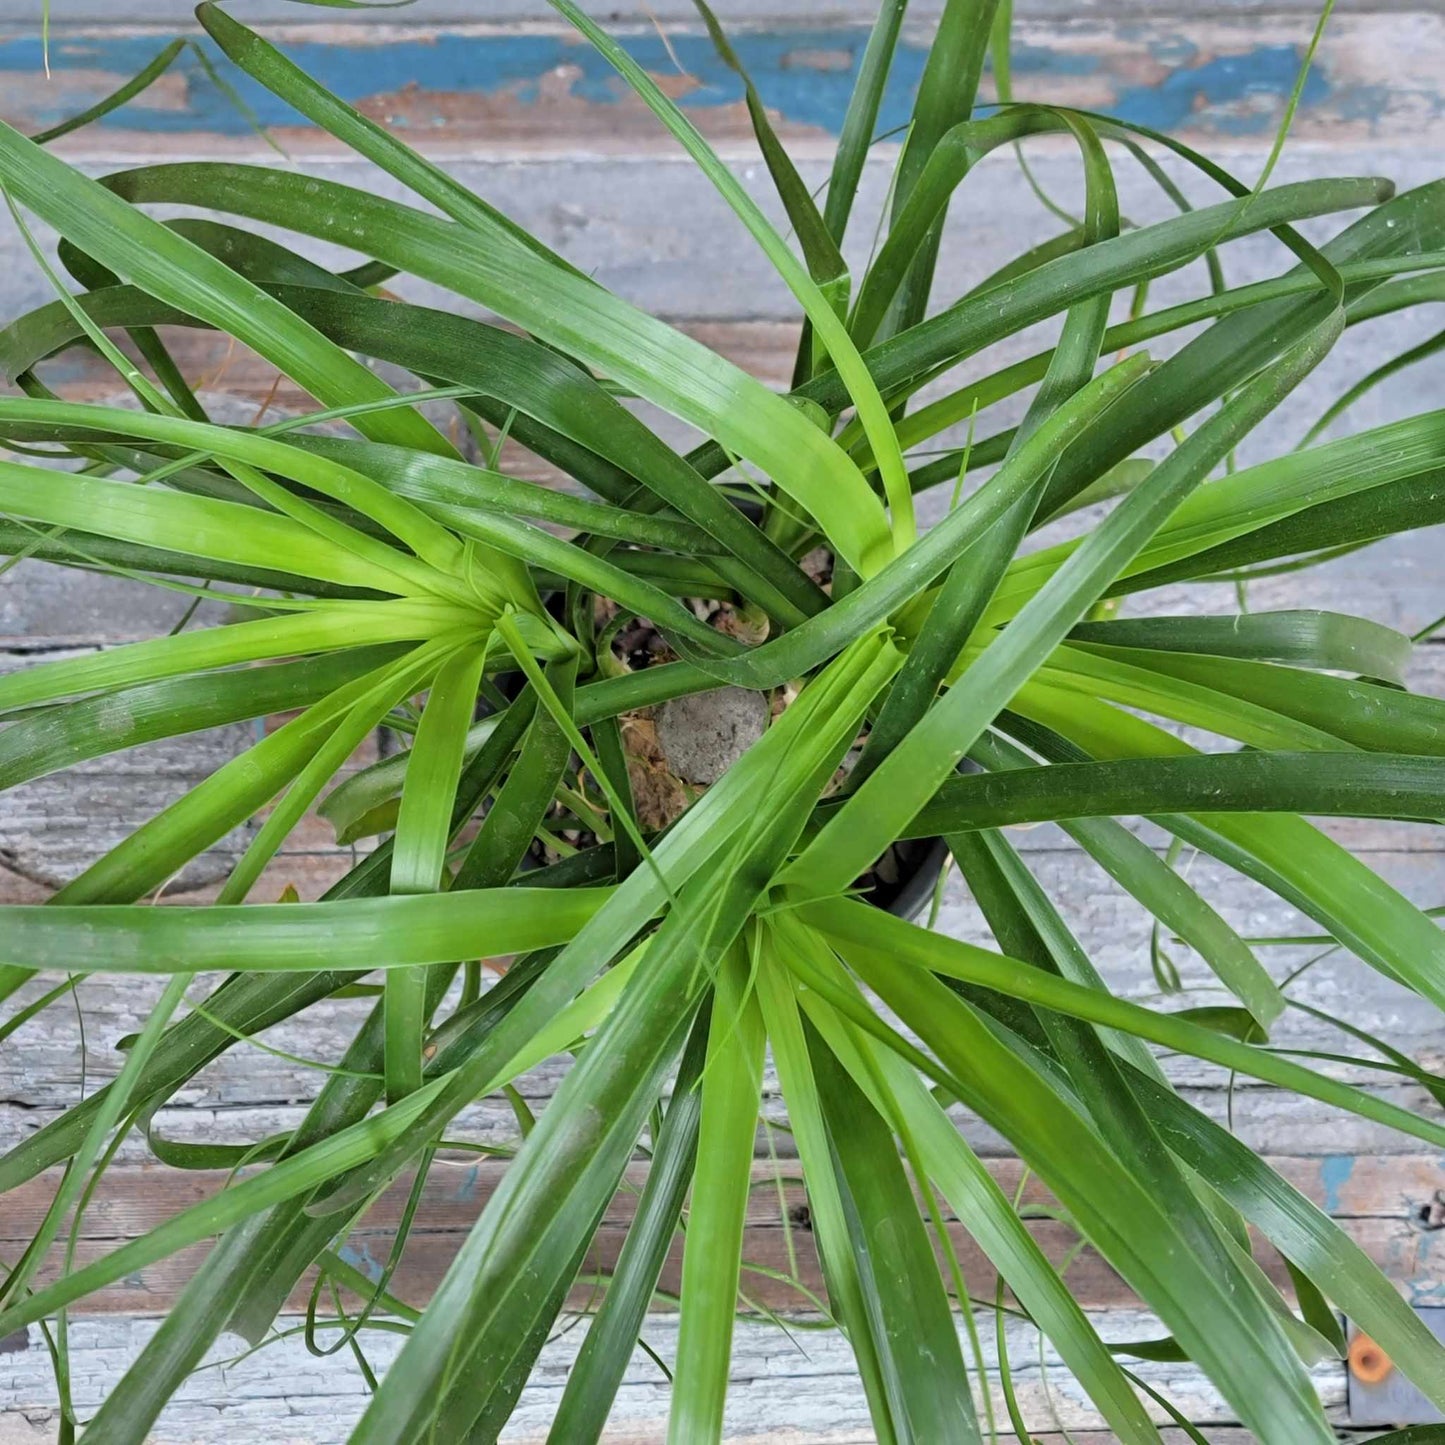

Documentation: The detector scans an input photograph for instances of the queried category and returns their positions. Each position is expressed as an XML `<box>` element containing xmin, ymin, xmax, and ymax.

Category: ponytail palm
<box><xmin>1</xmin><ymin>2</ymin><xmax>1445</xmax><ymax>1441</ymax></box>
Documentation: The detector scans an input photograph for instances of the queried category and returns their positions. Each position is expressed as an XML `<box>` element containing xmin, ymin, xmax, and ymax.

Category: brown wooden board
<box><xmin>3</xmin><ymin>1153</ymin><xmax>1442</xmax><ymax>1320</ymax></box>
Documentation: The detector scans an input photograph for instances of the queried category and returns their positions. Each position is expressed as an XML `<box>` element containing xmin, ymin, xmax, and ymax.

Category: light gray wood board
<box><xmin>3</xmin><ymin>144</ymin><xmax>1439</xmax><ymax>319</ymax></box>
<box><xmin>0</xmin><ymin>1309</ymin><xmax>1343</xmax><ymax>1443</ymax></box>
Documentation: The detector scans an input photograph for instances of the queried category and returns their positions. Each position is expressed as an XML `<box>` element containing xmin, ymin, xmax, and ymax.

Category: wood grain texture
<box><xmin>0</xmin><ymin>1307</ymin><xmax>1347</xmax><ymax>1443</ymax></box>
<box><xmin>0</xmin><ymin>1157</ymin><xmax>1429</xmax><ymax>1437</ymax></box>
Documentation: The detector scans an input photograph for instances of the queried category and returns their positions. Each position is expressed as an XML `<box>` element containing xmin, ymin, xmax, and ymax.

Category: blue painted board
<box><xmin>0</xmin><ymin>24</ymin><xmax>1352</xmax><ymax>143</ymax></box>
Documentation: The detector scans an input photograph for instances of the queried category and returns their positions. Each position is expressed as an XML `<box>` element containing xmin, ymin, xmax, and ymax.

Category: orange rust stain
<box><xmin>1348</xmin><ymin>1331</ymin><xmax>1394</xmax><ymax>1384</ymax></box>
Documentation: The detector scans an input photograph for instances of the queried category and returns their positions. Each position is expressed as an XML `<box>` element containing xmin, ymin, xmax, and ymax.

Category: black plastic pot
<box><xmin>865</xmin><ymin>754</ymin><xmax>985</xmax><ymax>919</ymax></box>
<box><xmin>872</xmin><ymin>835</ymin><xmax>951</xmax><ymax>920</ymax></box>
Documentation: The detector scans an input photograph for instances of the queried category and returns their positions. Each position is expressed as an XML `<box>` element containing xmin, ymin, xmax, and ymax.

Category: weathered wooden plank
<box><xmin>0</xmin><ymin>997</ymin><xmax>1432</xmax><ymax>1159</ymax></box>
<box><xmin>3</xmin><ymin>143</ymin><xmax>1439</xmax><ymax>326</ymax></box>
<box><xmin>0</xmin><ymin>1076</ymin><xmax>1431</xmax><ymax>1174</ymax></box>
<box><xmin>3</xmin><ymin>13</ymin><xmax>1442</xmax><ymax>157</ymax></box>
<box><xmin>4</xmin><ymin>1153</ymin><xmax>1442</xmax><ymax>1321</ymax></box>
<box><xmin>0</xmin><ymin>1307</ymin><xmax>1346</xmax><ymax>1444</ymax></box>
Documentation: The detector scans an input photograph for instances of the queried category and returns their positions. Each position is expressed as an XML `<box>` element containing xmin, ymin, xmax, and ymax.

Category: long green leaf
<box><xmin>1134</xmin><ymin>1068</ymin><xmax>1445</xmax><ymax>1410</ymax></box>
<box><xmin>0</xmin><ymin>282</ymin><xmax>824</xmax><ymax>622</ymax></box>
<box><xmin>967</xmin><ymin>731</ymin><xmax>1280</xmax><ymax>1022</ymax></box>
<box><xmin>1006</xmin><ymin>691</ymin><xmax>1445</xmax><ymax>1013</ymax></box>
<box><xmin>1069</xmin><ymin>609</ymin><xmax>1412</xmax><ymax>683</ymax></box>
<box><xmin>545</xmin><ymin>0</ymin><xmax>914</xmax><ymax>551</ymax></box>
<box><xmin>0</xmin><ymin>647</ymin><xmax>402</xmax><ymax>788</ymax></box>
<box><xmin>809</xmin><ymin>1016</ymin><xmax>982</xmax><ymax>1444</ymax></box>
<box><xmin>545</xmin><ymin>1010</ymin><xmax>710</xmax><ymax>1443</ymax></box>
<box><xmin>385</xmin><ymin>643</ymin><xmax>490</xmax><ymax>1100</ymax></box>
<box><xmin>0</xmin><ymin>601</ymin><xmax>481</xmax><ymax>712</ymax></box>
<box><xmin>824</xmin><ymin>0</ymin><xmax>908</xmax><ymax>243</ymax></box>
<box><xmin>807</xmin><ymin>908</ymin><xmax>1339</xmax><ymax>1441</ymax></box>
<box><xmin>668</xmin><ymin>948</ymin><xmax>766</xmax><ymax>1442</ymax></box>
<box><xmin>900</xmin><ymin>751</ymin><xmax>1445</xmax><ymax>835</ymax></box>
<box><xmin>881</xmin><ymin>0</ymin><xmax>1000</xmax><ymax>339</ymax></box>
<box><xmin>197</xmin><ymin>2</ymin><xmax>576</xmax><ymax>269</ymax></box>
<box><xmin>854</xmin><ymin>110</ymin><xmax>1119</xmax><ymax>782</ymax></box>
<box><xmin>806</xmin><ymin>898</ymin><xmax>1445</xmax><ymax>1150</ymax></box>
<box><xmin>0</xmin><ymin>888</ymin><xmax>609</xmax><ymax>974</ymax></box>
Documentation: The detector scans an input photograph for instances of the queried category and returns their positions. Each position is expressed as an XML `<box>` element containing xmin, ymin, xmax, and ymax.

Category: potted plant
<box><xmin>0</xmin><ymin>0</ymin><xmax>1444</xmax><ymax>1439</ymax></box>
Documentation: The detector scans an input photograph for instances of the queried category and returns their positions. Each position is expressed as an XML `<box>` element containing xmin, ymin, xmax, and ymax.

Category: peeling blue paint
<box><xmin>337</xmin><ymin>1237</ymin><xmax>384</xmax><ymax>1284</ymax></box>
<box><xmin>1319</xmin><ymin>1153</ymin><xmax>1355</xmax><ymax>1215</ymax></box>
<box><xmin>0</xmin><ymin>29</ymin><xmax>1339</xmax><ymax>140</ymax></box>
<box><xmin>1334</xmin><ymin>80</ymin><xmax>1404</xmax><ymax>127</ymax></box>
<box><xmin>1111</xmin><ymin>44</ymin><xmax>1328</xmax><ymax>136</ymax></box>
<box><xmin>999</xmin><ymin>41</ymin><xmax>1100</xmax><ymax>81</ymax></box>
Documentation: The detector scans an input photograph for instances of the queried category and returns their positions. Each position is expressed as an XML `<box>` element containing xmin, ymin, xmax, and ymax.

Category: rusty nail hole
<box><xmin>787</xmin><ymin>1202</ymin><xmax>812</xmax><ymax>1232</ymax></box>
<box><xmin>1416</xmin><ymin>1189</ymin><xmax>1445</xmax><ymax>1231</ymax></box>
<box><xmin>1348</xmin><ymin>1332</ymin><xmax>1394</xmax><ymax>1384</ymax></box>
